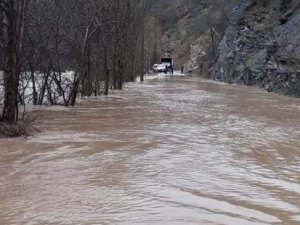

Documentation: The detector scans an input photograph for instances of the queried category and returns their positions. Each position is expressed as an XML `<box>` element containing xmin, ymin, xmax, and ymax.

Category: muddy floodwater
<box><xmin>0</xmin><ymin>76</ymin><xmax>300</xmax><ymax>225</ymax></box>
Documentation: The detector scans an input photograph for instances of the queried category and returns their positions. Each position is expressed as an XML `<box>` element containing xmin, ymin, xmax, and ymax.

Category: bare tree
<box><xmin>0</xmin><ymin>0</ymin><xmax>153</xmax><ymax>127</ymax></box>
<box><xmin>0</xmin><ymin>0</ymin><xmax>30</xmax><ymax>123</ymax></box>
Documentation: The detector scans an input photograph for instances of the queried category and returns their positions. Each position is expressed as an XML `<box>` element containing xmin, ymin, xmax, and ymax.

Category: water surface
<box><xmin>0</xmin><ymin>76</ymin><xmax>300</xmax><ymax>225</ymax></box>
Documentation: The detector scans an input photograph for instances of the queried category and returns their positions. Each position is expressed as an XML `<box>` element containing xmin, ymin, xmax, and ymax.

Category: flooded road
<box><xmin>0</xmin><ymin>76</ymin><xmax>300</xmax><ymax>225</ymax></box>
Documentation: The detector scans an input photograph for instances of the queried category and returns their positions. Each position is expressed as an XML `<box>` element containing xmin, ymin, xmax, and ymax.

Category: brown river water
<box><xmin>0</xmin><ymin>75</ymin><xmax>300</xmax><ymax>225</ymax></box>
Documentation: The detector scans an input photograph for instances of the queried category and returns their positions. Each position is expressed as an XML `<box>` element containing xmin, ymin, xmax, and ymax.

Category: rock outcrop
<box><xmin>160</xmin><ymin>0</ymin><xmax>238</xmax><ymax>73</ymax></box>
<box><xmin>210</xmin><ymin>0</ymin><xmax>300</xmax><ymax>97</ymax></box>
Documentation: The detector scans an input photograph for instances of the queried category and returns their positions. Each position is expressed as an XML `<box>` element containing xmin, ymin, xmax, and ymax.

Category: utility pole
<box><xmin>210</xmin><ymin>26</ymin><xmax>216</xmax><ymax>58</ymax></box>
<box><xmin>140</xmin><ymin>12</ymin><xmax>145</xmax><ymax>82</ymax></box>
<box><xmin>147</xmin><ymin>28</ymin><xmax>151</xmax><ymax>72</ymax></box>
<box><xmin>153</xmin><ymin>0</ymin><xmax>158</xmax><ymax>65</ymax></box>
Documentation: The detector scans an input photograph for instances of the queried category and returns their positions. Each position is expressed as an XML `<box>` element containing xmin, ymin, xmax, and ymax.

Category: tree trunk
<box><xmin>103</xmin><ymin>47</ymin><xmax>110</xmax><ymax>96</ymax></box>
<box><xmin>1</xmin><ymin>0</ymin><xmax>29</xmax><ymax>123</ymax></box>
<box><xmin>28</xmin><ymin>61</ymin><xmax>38</xmax><ymax>105</ymax></box>
<box><xmin>140</xmin><ymin>13</ymin><xmax>145</xmax><ymax>82</ymax></box>
<box><xmin>117</xmin><ymin>59</ymin><xmax>123</xmax><ymax>90</ymax></box>
<box><xmin>38</xmin><ymin>74</ymin><xmax>48</xmax><ymax>105</ymax></box>
<box><xmin>112</xmin><ymin>61</ymin><xmax>117</xmax><ymax>90</ymax></box>
<box><xmin>69</xmin><ymin>27</ymin><xmax>89</xmax><ymax>106</ymax></box>
<box><xmin>152</xmin><ymin>0</ymin><xmax>158</xmax><ymax>66</ymax></box>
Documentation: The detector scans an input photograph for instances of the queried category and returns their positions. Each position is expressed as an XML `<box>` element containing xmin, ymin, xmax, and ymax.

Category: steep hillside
<box><xmin>156</xmin><ymin>0</ymin><xmax>299</xmax><ymax>97</ymax></box>
<box><xmin>158</xmin><ymin>0</ymin><xmax>238</xmax><ymax>75</ymax></box>
<box><xmin>210</xmin><ymin>0</ymin><xmax>300</xmax><ymax>96</ymax></box>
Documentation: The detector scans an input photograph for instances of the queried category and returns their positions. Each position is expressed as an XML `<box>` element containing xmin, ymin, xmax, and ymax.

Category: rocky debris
<box><xmin>210</xmin><ymin>0</ymin><xmax>300</xmax><ymax>97</ymax></box>
<box><xmin>184</xmin><ymin>31</ymin><xmax>211</xmax><ymax>75</ymax></box>
<box><xmin>160</xmin><ymin>1</ymin><xmax>210</xmax><ymax>68</ymax></box>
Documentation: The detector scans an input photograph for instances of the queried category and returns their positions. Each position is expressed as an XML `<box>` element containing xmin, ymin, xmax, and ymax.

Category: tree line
<box><xmin>0</xmin><ymin>0</ymin><xmax>153</xmax><ymax>123</ymax></box>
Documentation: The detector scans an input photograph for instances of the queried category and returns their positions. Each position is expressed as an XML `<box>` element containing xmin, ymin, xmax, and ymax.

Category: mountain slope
<box><xmin>210</xmin><ymin>0</ymin><xmax>300</xmax><ymax>96</ymax></box>
<box><xmin>158</xmin><ymin>0</ymin><xmax>238</xmax><ymax>75</ymax></box>
<box><xmin>157</xmin><ymin>0</ymin><xmax>300</xmax><ymax>97</ymax></box>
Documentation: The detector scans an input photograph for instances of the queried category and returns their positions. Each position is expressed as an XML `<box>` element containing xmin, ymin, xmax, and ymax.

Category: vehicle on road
<box><xmin>153</xmin><ymin>64</ymin><xmax>167</xmax><ymax>73</ymax></box>
<box><xmin>161</xmin><ymin>57</ymin><xmax>173</xmax><ymax>74</ymax></box>
<box><xmin>153</xmin><ymin>57</ymin><xmax>174</xmax><ymax>74</ymax></box>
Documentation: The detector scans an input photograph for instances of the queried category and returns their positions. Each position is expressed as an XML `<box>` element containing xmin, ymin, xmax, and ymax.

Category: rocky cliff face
<box><xmin>159</xmin><ymin>0</ymin><xmax>238</xmax><ymax>74</ymax></box>
<box><xmin>210</xmin><ymin>0</ymin><xmax>300</xmax><ymax>97</ymax></box>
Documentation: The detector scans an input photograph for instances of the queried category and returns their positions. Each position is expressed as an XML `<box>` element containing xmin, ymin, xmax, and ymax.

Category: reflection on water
<box><xmin>0</xmin><ymin>76</ymin><xmax>300</xmax><ymax>225</ymax></box>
